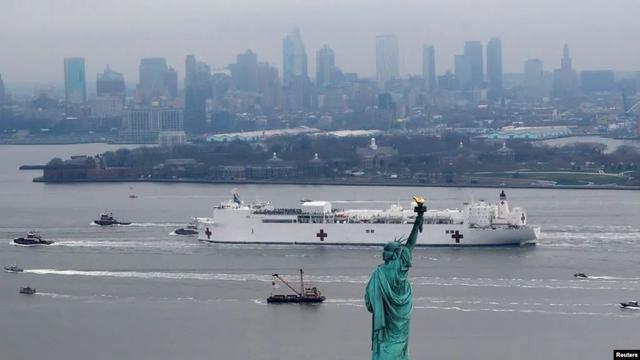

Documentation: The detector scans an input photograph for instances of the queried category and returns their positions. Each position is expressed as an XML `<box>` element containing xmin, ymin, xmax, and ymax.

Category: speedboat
<box><xmin>573</xmin><ymin>273</ymin><xmax>588</xmax><ymax>279</ymax></box>
<box><xmin>13</xmin><ymin>232</ymin><xmax>53</xmax><ymax>246</ymax></box>
<box><xmin>4</xmin><ymin>264</ymin><xmax>23</xmax><ymax>273</ymax></box>
<box><xmin>173</xmin><ymin>220</ymin><xmax>199</xmax><ymax>236</ymax></box>
<box><xmin>19</xmin><ymin>286</ymin><xmax>36</xmax><ymax>295</ymax></box>
<box><xmin>93</xmin><ymin>212</ymin><xmax>131</xmax><ymax>226</ymax></box>
<box><xmin>620</xmin><ymin>301</ymin><xmax>640</xmax><ymax>310</ymax></box>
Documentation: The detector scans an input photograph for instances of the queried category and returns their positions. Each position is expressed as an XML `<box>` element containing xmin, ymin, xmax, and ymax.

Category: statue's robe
<box><xmin>365</xmin><ymin>244</ymin><xmax>413</xmax><ymax>360</ymax></box>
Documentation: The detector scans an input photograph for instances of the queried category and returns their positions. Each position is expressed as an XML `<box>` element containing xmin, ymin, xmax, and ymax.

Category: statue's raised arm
<box><xmin>405</xmin><ymin>196</ymin><xmax>426</xmax><ymax>252</ymax></box>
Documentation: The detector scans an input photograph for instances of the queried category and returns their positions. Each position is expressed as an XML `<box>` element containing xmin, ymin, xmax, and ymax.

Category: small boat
<box><xmin>574</xmin><ymin>273</ymin><xmax>588</xmax><ymax>279</ymax></box>
<box><xmin>128</xmin><ymin>195</ymin><xmax>138</xmax><ymax>199</ymax></box>
<box><xmin>173</xmin><ymin>219</ymin><xmax>199</xmax><ymax>236</ymax></box>
<box><xmin>93</xmin><ymin>212</ymin><xmax>131</xmax><ymax>226</ymax></box>
<box><xmin>13</xmin><ymin>232</ymin><xmax>54</xmax><ymax>246</ymax></box>
<box><xmin>267</xmin><ymin>269</ymin><xmax>325</xmax><ymax>304</ymax></box>
<box><xmin>4</xmin><ymin>264</ymin><xmax>24</xmax><ymax>273</ymax></box>
<box><xmin>620</xmin><ymin>301</ymin><xmax>640</xmax><ymax>310</ymax></box>
<box><xmin>19</xmin><ymin>286</ymin><xmax>36</xmax><ymax>295</ymax></box>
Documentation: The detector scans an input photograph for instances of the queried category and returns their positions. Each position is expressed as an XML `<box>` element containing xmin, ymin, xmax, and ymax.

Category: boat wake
<box><xmin>23</xmin><ymin>269</ymin><xmax>640</xmax><ymax>291</ymax></box>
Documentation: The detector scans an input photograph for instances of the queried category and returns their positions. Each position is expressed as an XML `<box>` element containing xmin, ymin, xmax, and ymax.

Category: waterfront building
<box><xmin>486</xmin><ymin>37</ymin><xmax>503</xmax><ymax>100</ymax></box>
<box><xmin>121</xmin><ymin>106</ymin><xmax>184</xmax><ymax>142</ymax></box>
<box><xmin>487</xmin><ymin>126</ymin><xmax>572</xmax><ymax>140</ymax></box>
<box><xmin>376</xmin><ymin>34</ymin><xmax>399</xmax><ymax>88</ymax></box>
<box><xmin>96</xmin><ymin>65</ymin><xmax>125</xmax><ymax>98</ymax></box>
<box><xmin>282</xmin><ymin>28</ymin><xmax>308</xmax><ymax>84</ymax></box>
<box><xmin>316</xmin><ymin>44</ymin><xmax>335</xmax><ymax>89</ymax></box>
<box><xmin>64</xmin><ymin>57</ymin><xmax>86</xmax><ymax>104</ymax></box>
<box><xmin>158</xmin><ymin>130</ymin><xmax>187</xmax><ymax>147</ymax></box>
<box><xmin>464</xmin><ymin>41</ymin><xmax>483</xmax><ymax>88</ymax></box>
<box><xmin>422</xmin><ymin>45</ymin><xmax>436</xmax><ymax>92</ymax></box>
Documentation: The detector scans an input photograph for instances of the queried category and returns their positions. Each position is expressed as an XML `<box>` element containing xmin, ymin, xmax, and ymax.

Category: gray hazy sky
<box><xmin>0</xmin><ymin>0</ymin><xmax>638</xmax><ymax>83</ymax></box>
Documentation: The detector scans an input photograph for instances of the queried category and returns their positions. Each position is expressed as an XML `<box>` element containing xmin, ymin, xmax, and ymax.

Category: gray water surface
<box><xmin>1</xmin><ymin>144</ymin><xmax>639</xmax><ymax>360</ymax></box>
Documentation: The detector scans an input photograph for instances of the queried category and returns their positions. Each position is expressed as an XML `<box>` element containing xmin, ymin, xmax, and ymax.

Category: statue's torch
<box><xmin>413</xmin><ymin>196</ymin><xmax>426</xmax><ymax>233</ymax></box>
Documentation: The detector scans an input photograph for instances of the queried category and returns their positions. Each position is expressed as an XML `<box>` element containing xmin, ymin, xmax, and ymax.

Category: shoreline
<box><xmin>31</xmin><ymin>177</ymin><xmax>640</xmax><ymax>191</ymax></box>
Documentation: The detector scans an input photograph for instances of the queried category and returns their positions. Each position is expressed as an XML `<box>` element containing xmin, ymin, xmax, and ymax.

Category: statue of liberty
<box><xmin>365</xmin><ymin>196</ymin><xmax>425</xmax><ymax>360</ymax></box>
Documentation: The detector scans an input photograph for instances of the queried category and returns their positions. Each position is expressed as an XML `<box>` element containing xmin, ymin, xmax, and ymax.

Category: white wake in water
<box><xmin>23</xmin><ymin>270</ymin><xmax>640</xmax><ymax>291</ymax></box>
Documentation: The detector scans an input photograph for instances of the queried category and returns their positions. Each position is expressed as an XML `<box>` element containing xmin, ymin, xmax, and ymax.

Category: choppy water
<box><xmin>0</xmin><ymin>144</ymin><xmax>639</xmax><ymax>360</ymax></box>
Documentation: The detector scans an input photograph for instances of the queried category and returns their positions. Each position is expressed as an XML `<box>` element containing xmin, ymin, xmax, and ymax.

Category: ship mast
<box><xmin>272</xmin><ymin>273</ymin><xmax>301</xmax><ymax>296</ymax></box>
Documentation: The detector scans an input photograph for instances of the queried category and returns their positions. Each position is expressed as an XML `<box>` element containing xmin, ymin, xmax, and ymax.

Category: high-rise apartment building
<box><xmin>138</xmin><ymin>58</ymin><xmax>169</xmax><ymax>103</ymax></box>
<box><xmin>64</xmin><ymin>57</ymin><xmax>87</xmax><ymax>104</ymax></box>
<box><xmin>376</xmin><ymin>34</ymin><xmax>399</xmax><ymax>88</ymax></box>
<box><xmin>422</xmin><ymin>45</ymin><xmax>436</xmax><ymax>92</ymax></box>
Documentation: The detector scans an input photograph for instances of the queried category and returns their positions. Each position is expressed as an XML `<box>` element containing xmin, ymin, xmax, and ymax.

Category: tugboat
<box><xmin>573</xmin><ymin>273</ymin><xmax>588</xmax><ymax>279</ymax></box>
<box><xmin>93</xmin><ymin>212</ymin><xmax>132</xmax><ymax>226</ymax></box>
<box><xmin>173</xmin><ymin>219</ymin><xmax>199</xmax><ymax>236</ymax></box>
<box><xmin>13</xmin><ymin>232</ymin><xmax>54</xmax><ymax>246</ymax></box>
<box><xmin>19</xmin><ymin>286</ymin><xmax>36</xmax><ymax>295</ymax></box>
<box><xmin>267</xmin><ymin>269</ymin><xmax>325</xmax><ymax>304</ymax></box>
<box><xmin>620</xmin><ymin>301</ymin><xmax>640</xmax><ymax>310</ymax></box>
<box><xmin>4</xmin><ymin>264</ymin><xmax>24</xmax><ymax>273</ymax></box>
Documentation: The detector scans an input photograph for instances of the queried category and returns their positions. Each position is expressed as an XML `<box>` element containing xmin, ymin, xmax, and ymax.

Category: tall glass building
<box><xmin>282</xmin><ymin>28</ymin><xmax>308</xmax><ymax>84</ymax></box>
<box><xmin>376</xmin><ymin>34</ymin><xmax>399</xmax><ymax>88</ymax></box>
<box><xmin>64</xmin><ymin>57</ymin><xmax>86</xmax><ymax>104</ymax></box>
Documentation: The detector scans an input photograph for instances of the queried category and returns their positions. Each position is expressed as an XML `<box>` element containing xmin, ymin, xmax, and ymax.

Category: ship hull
<box><xmin>197</xmin><ymin>213</ymin><xmax>539</xmax><ymax>246</ymax></box>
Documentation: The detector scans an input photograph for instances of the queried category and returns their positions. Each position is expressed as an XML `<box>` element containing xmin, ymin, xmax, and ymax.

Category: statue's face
<box><xmin>383</xmin><ymin>241</ymin><xmax>401</xmax><ymax>262</ymax></box>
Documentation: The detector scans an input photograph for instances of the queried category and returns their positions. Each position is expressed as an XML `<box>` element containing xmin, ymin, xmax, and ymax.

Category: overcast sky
<box><xmin>0</xmin><ymin>0</ymin><xmax>638</xmax><ymax>83</ymax></box>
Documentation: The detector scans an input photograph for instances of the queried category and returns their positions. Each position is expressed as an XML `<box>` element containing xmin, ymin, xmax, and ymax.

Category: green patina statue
<box><xmin>365</xmin><ymin>196</ymin><xmax>426</xmax><ymax>360</ymax></box>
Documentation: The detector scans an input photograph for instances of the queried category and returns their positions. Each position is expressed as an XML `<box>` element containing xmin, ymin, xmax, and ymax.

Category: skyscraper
<box><xmin>282</xmin><ymin>28</ymin><xmax>308</xmax><ymax>84</ymax></box>
<box><xmin>230</xmin><ymin>50</ymin><xmax>259</xmax><ymax>92</ymax></box>
<box><xmin>316</xmin><ymin>44</ymin><xmax>335</xmax><ymax>88</ymax></box>
<box><xmin>552</xmin><ymin>44</ymin><xmax>578</xmax><ymax>98</ymax></box>
<box><xmin>184</xmin><ymin>54</ymin><xmax>211</xmax><ymax>133</ymax></box>
<box><xmin>523</xmin><ymin>59</ymin><xmax>545</xmax><ymax>100</ymax></box>
<box><xmin>138</xmin><ymin>58</ymin><xmax>169</xmax><ymax>103</ymax></box>
<box><xmin>165</xmin><ymin>66</ymin><xmax>178</xmax><ymax>98</ymax></box>
<box><xmin>64</xmin><ymin>57</ymin><xmax>86</xmax><ymax>104</ymax></box>
<box><xmin>97</xmin><ymin>65</ymin><xmax>125</xmax><ymax>98</ymax></box>
<box><xmin>463</xmin><ymin>41</ymin><xmax>483</xmax><ymax>88</ymax></box>
<box><xmin>486</xmin><ymin>37</ymin><xmax>503</xmax><ymax>99</ymax></box>
<box><xmin>454</xmin><ymin>55</ymin><xmax>472</xmax><ymax>90</ymax></box>
<box><xmin>422</xmin><ymin>45</ymin><xmax>436</xmax><ymax>92</ymax></box>
<box><xmin>376</xmin><ymin>34</ymin><xmax>399</xmax><ymax>88</ymax></box>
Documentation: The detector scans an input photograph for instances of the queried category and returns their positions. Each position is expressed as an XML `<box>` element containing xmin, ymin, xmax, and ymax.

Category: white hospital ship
<box><xmin>197</xmin><ymin>190</ymin><xmax>539</xmax><ymax>246</ymax></box>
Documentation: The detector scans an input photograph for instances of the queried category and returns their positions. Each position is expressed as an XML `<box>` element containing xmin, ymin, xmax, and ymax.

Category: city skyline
<box><xmin>0</xmin><ymin>0</ymin><xmax>638</xmax><ymax>83</ymax></box>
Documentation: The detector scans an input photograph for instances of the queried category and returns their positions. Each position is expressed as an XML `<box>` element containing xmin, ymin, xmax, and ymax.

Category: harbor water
<box><xmin>0</xmin><ymin>144</ymin><xmax>639</xmax><ymax>360</ymax></box>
